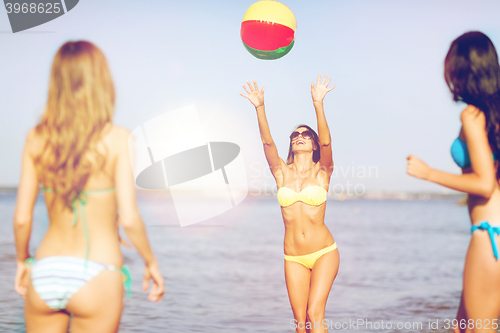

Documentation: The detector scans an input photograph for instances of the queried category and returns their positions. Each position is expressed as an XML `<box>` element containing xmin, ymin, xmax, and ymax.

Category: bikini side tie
<box><xmin>121</xmin><ymin>266</ymin><xmax>132</xmax><ymax>300</ymax></box>
<box><xmin>471</xmin><ymin>221</ymin><xmax>500</xmax><ymax>260</ymax></box>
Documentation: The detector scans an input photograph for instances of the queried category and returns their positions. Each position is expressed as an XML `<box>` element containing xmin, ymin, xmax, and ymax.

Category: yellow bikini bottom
<box><xmin>284</xmin><ymin>243</ymin><xmax>337</xmax><ymax>269</ymax></box>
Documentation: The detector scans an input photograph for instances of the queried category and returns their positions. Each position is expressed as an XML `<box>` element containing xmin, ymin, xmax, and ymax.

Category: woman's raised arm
<box><xmin>311</xmin><ymin>74</ymin><xmax>335</xmax><ymax>175</ymax></box>
<box><xmin>240</xmin><ymin>80</ymin><xmax>285</xmax><ymax>180</ymax></box>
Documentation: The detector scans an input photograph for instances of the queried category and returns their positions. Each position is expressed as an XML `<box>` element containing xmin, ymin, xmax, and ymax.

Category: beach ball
<box><xmin>241</xmin><ymin>1</ymin><xmax>296</xmax><ymax>60</ymax></box>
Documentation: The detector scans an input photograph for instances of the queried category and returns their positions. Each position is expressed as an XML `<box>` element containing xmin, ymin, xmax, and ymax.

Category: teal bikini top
<box><xmin>450</xmin><ymin>137</ymin><xmax>498</xmax><ymax>169</ymax></box>
<box><xmin>42</xmin><ymin>187</ymin><xmax>116</xmax><ymax>260</ymax></box>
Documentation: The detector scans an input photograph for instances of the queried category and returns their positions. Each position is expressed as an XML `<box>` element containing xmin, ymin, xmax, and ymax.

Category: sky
<box><xmin>1</xmin><ymin>0</ymin><xmax>500</xmax><ymax>194</ymax></box>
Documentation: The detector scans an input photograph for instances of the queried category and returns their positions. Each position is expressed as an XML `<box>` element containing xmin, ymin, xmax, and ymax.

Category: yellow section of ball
<box><xmin>242</xmin><ymin>1</ymin><xmax>296</xmax><ymax>31</ymax></box>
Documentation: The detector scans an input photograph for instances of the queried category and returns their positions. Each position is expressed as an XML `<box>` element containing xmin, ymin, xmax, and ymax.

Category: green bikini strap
<box><xmin>39</xmin><ymin>187</ymin><xmax>130</xmax><ymax>300</ymax></box>
<box><xmin>74</xmin><ymin>188</ymin><xmax>115</xmax><ymax>260</ymax></box>
<box><xmin>41</xmin><ymin>187</ymin><xmax>116</xmax><ymax>261</ymax></box>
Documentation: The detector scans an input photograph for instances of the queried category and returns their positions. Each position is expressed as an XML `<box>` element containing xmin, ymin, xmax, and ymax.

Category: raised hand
<box><xmin>240</xmin><ymin>80</ymin><xmax>265</xmax><ymax>108</ymax></box>
<box><xmin>311</xmin><ymin>74</ymin><xmax>335</xmax><ymax>103</ymax></box>
<box><xmin>407</xmin><ymin>155</ymin><xmax>432</xmax><ymax>180</ymax></box>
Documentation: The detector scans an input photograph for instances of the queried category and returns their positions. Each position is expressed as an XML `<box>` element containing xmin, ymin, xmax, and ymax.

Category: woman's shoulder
<box><xmin>460</xmin><ymin>105</ymin><xmax>485</xmax><ymax>125</ymax></box>
<box><xmin>101</xmin><ymin>124</ymin><xmax>131</xmax><ymax>147</ymax></box>
<box><xmin>103</xmin><ymin>124</ymin><xmax>130</xmax><ymax>137</ymax></box>
<box><xmin>313</xmin><ymin>161</ymin><xmax>329</xmax><ymax>174</ymax></box>
<box><xmin>113</xmin><ymin>124</ymin><xmax>131</xmax><ymax>136</ymax></box>
<box><xmin>25</xmin><ymin>127</ymin><xmax>46</xmax><ymax>157</ymax></box>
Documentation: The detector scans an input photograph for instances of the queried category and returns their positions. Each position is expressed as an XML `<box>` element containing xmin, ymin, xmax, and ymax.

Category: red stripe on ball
<box><xmin>241</xmin><ymin>20</ymin><xmax>294</xmax><ymax>51</ymax></box>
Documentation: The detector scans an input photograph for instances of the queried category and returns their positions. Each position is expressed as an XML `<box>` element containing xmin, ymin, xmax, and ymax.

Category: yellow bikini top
<box><xmin>277</xmin><ymin>185</ymin><xmax>328</xmax><ymax>207</ymax></box>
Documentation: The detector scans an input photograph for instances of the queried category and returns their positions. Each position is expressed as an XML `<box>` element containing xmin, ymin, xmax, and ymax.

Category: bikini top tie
<box><xmin>42</xmin><ymin>187</ymin><xmax>115</xmax><ymax>260</ymax></box>
<box><xmin>277</xmin><ymin>185</ymin><xmax>327</xmax><ymax>207</ymax></box>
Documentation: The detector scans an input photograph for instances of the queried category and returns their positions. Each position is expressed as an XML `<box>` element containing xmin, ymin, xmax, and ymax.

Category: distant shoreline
<box><xmin>0</xmin><ymin>187</ymin><xmax>466</xmax><ymax>201</ymax></box>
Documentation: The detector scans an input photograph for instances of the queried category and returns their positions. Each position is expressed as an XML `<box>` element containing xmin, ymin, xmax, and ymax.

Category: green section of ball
<box><xmin>243</xmin><ymin>40</ymin><xmax>294</xmax><ymax>60</ymax></box>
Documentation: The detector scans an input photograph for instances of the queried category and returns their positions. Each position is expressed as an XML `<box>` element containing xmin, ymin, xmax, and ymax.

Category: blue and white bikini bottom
<box><xmin>28</xmin><ymin>256</ymin><xmax>131</xmax><ymax>311</ymax></box>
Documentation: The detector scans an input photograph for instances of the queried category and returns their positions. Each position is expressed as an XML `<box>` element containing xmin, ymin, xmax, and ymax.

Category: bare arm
<box><xmin>311</xmin><ymin>74</ymin><xmax>335</xmax><ymax>175</ymax></box>
<box><xmin>13</xmin><ymin>129</ymin><xmax>39</xmax><ymax>296</ymax></box>
<box><xmin>116</xmin><ymin>128</ymin><xmax>164</xmax><ymax>302</ymax></box>
<box><xmin>240</xmin><ymin>80</ymin><xmax>286</xmax><ymax>180</ymax></box>
<box><xmin>407</xmin><ymin>106</ymin><xmax>496</xmax><ymax>198</ymax></box>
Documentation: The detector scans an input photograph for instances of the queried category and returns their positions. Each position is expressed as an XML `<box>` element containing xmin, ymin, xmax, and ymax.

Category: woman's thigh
<box><xmin>308</xmin><ymin>249</ymin><xmax>340</xmax><ymax>315</ymax></box>
<box><xmin>285</xmin><ymin>260</ymin><xmax>311</xmax><ymax>323</ymax></box>
<box><xmin>462</xmin><ymin>232</ymin><xmax>500</xmax><ymax>332</ymax></box>
<box><xmin>66</xmin><ymin>270</ymin><xmax>123</xmax><ymax>333</ymax></box>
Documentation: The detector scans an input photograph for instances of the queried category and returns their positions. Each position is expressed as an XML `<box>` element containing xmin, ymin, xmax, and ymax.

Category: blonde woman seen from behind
<box><xmin>13</xmin><ymin>41</ymin><xmax>164</xmax><ymax>333</ymax></box>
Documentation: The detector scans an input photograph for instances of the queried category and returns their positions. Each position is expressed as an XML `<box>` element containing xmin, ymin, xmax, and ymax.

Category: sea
<box><xmin>0</xmin><ymin>192</ymin><xmax>473</xmax><ymax>332</ymax></box>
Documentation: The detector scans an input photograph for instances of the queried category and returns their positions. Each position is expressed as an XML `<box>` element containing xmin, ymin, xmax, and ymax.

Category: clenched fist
<box><xmin>407</xmin><ymin>155</ymin><xmax>432</xmax><ymax>180</ymax></box>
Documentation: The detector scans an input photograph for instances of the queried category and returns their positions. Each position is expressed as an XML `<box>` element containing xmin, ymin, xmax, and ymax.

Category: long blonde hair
<box><xmin>34</xmin><ymin>41</ymin><xmax>115</xmax><ymax>209</ymax></box>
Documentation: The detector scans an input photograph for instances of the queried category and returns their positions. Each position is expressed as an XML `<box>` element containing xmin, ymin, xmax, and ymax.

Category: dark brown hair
<box><xmin>286</xmin><ymin>124</ymin><xmax>320</xmax><ymax>165</ymax></box>
<box><xmin>445</xmin><ymin>31</ymin><xmax>500</xmax><ymax>178</ymax></box>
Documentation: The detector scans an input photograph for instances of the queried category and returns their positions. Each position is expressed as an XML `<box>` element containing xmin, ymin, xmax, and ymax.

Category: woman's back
<box><xmin>32</xmin><ymin>123</ymin><xmax>130</xmax><ymax>266</ymax></box>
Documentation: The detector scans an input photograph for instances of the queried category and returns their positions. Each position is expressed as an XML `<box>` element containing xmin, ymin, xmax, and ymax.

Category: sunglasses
<box><xmin>290</xmin><ymin>130</ymin><xmax>313</xmax><ymax>141</ymax></box>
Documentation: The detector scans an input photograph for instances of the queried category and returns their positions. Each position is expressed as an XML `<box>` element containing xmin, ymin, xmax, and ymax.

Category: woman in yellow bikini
<box><xmin>241</xmin><ymin>74</ymin><xmax>339</xmax><ymax>333</ymax></box>
<box><xmin>13</xmin><ymin>41</ymin><xmax>164</xmax><ymax>332</ymax></box>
